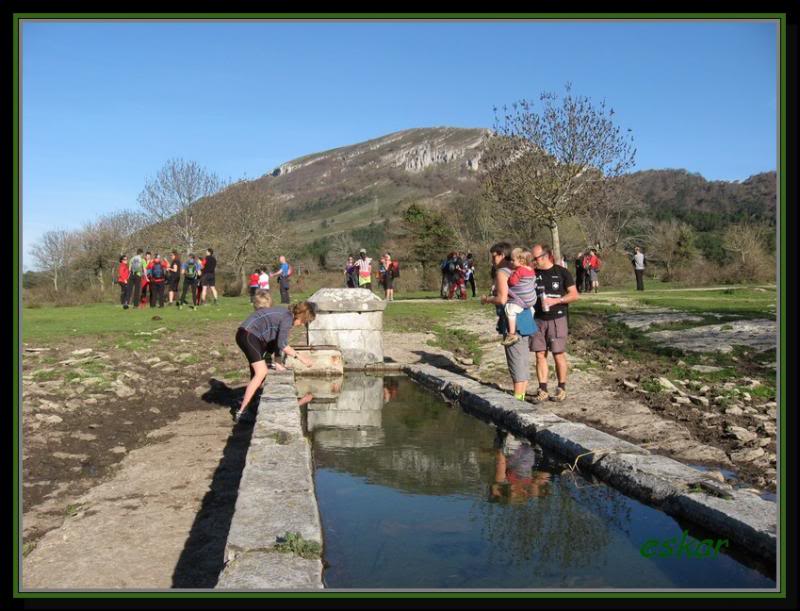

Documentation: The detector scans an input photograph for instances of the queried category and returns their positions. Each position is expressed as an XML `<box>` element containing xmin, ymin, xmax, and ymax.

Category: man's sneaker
<box><xmin>529</xmin><ymin>388</ymin><xmax>550</xmax><ymax>403</ymax></box>
<box><xmin>501</xmin><ymin>333</ymin><xmax>520</xmax><ymax>347</ymax></box>
<box><xmin>123</xmin><ymin>304</ymin><xmax>129</xmax><ymax>309</ymax></box>
<box><xmin>232</xmin><ymin>411</ymin><xmax>241</xmax><ymax>423</ymax></box>
<box><xmin>550</xmin><ymin>387</ymin><xmax>567</xmax><ymax>402</ymax></box>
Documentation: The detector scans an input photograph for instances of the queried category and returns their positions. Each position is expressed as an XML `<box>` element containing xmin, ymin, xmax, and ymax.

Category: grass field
<box><xmin>21</xmin><ymin>284</ymin><xmax>776</xmax><ymax>344</ymax></box>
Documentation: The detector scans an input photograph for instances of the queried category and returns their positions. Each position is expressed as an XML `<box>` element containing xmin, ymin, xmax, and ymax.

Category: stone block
<box><xmin>216</xmin><ymin>551</ymin><xmax>323</xmax><ymax>590</ymax></box>
<box><xmin>286</xmin><ymin>348</ymin><xmax>344</xmax><ymax>377</ymax></box>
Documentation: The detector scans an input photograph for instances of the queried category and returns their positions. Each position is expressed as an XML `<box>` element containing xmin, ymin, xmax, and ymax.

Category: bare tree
<box><xmin>647</xmin><ymin>219</ymin><xmax>697</xmax><ymax>281</ymax></box>
<box><xmin>137</xmin><ymin>158</ymin><xmax>225</xmax><ymax>255</ymax></box>
<box><xmin>30</xmin><ymin>229</ymin><xmax>77</xmax><ymax>291</ymax></box>
<box><xmin>76</xmin><ymin>210</ymin><xmax>146</xmax><ymax>291</ymax></box>
<box><xmin>212</xmin><ymin>180</ymin><xmax>287</xmax><ymax>293</ymax></box>
<box><xmin>482</xmin><ymin>84</ymin><xmax>636</xmax><ymax>262</ymax></box>
<box><xmin>722</xmin><ymin>222</ymin><xmax>769</xmax><ymax>265</ymax></box>
<box><xmin>574</xmin><ymin>178</ymin><xmax>647</xmax><ymax>252</ymax></box>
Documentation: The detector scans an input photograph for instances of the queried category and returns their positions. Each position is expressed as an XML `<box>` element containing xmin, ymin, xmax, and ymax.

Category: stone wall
<box><xmin>215</xmin><ymin>371</ymin><xmax>323</xmax><ymax>590</ymax></box>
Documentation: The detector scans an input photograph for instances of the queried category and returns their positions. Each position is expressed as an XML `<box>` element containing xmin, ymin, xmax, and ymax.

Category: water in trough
<box><xmin>303</xmin><ymin>374</ymin><xmax>775</xmax><ymax>589</ymax></box>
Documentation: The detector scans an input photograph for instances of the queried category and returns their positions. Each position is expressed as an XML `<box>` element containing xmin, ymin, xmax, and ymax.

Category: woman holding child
<box><xmin>480</xmin><ymin>242</ymin><xmax>533</xmax><ymax>401</ymax></box>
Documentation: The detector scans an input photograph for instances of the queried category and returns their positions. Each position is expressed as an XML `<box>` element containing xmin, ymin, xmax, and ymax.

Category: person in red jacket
<box><xmin>146</xmin><ymin>253</ymin><xmax>169</xmax><ymax>308</ymax></box>
<box><xmin>117</xmin><ymin>255</ymin><xmax>131</xmax><ymax>309</ymax></box>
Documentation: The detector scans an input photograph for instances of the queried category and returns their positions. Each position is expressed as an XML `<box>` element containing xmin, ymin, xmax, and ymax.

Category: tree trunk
<box><xmin>53</xmin><ymin>268</ymin><xmax>58</xmax><ymax>292</ymax></box>
<box><xmin>239</xmin><ymin>265</ymin><xmax>248</xmax><ymax>296</ymax></box>
<box><xmin>97</xmin><ymin>268</ymin><xmax>105</xmax><ymax>292</ymax></box>
<box><xmin>549</xmin><ymin>220</ymin><xmax>562</xmax><ymax>265</ymax></box>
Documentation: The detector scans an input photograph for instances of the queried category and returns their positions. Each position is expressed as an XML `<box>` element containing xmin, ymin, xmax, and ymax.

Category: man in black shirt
<box><xmin>529</xmin><ymin>244</ymin><xmax>580</xmax><ymax>403</ymax></box>
<box><xmin>200</xmin><ymin>248</ymin><xmax>219</xmax><ymax>305</ymax></box>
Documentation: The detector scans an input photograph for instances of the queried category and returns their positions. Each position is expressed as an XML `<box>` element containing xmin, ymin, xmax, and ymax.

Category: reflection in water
<box><xmin>308</xmin><ymin>375</ymin><xmax>776</xmax><ymax>589</ymax></box>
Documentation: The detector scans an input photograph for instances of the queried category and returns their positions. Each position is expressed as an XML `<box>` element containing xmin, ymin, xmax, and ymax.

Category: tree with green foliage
<box><xmin>482</xmin><ymin>84</ymin><xmax>636</xmax><ymax>263</ymax></box>
<box><xmin>402</xmin><ymin>203</ymin><xmax>458</xmax><ymax>283</ymax></box>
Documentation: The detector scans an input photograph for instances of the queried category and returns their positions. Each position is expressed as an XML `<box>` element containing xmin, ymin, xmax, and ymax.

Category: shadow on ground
<box><xmin>170</xmin><ymin>380</ymin><xmax>262</xmax><ymax>588</ymax></box>
<box><xmin>411</xmin><ymin>351</ymin><xmax>471</xmax><ymax>376</ymax></box>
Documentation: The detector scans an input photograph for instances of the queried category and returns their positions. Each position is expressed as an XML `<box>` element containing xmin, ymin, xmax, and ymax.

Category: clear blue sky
<box><xmin>21</xmin><ymin>19</ymin><xmax>778</xmax><ymax>270</ymax></box>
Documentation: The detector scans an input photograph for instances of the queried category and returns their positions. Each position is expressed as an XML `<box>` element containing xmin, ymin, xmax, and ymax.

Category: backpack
<box><xmin>392</xmin><ymin>261</ymin><xmax>400</xmax><ymax>277</ymax></box>
<box><xmin>185</xmin><ymin>261</ymin><xmax>198</xmax><ymax>279</ymax></box>
<box><xmin>447</xmin><ymin>260</ymin><xmax>456</xmax><ymax>274</ymax></box>
<box><xmin>151</xmin><ymin>261</ymin><xmax>164</xmax><ymax>280</ymax></box>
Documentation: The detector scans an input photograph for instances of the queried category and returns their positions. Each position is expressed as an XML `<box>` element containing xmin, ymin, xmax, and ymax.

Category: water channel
<box><xmin>300</xmin><ymin>374</ymin><xmax>775</xmax><ymax>589</ymax></box>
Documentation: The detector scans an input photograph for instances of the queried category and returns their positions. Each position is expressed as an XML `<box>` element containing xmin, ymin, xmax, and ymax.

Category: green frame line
<box><xmin>12</xmin><ymin>12</ymin><xmax>787</xmax><ymax>600</ymax></box>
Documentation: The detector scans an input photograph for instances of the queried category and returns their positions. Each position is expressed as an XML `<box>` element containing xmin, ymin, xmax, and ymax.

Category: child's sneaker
<box><xmin>550</xmin><ymin>387</ymin><xmax>567</xmax><ymax>402</ymax></box>
<box><xmin>501</xmin><ymin>333</ymin><xmax>520</xmax><ymax>346</ymax></box>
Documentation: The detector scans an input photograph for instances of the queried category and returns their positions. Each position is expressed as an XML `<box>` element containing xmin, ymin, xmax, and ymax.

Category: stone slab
<box><xmin>308</xmin><ymin>328</ymin><xmax>384</xmax><ymax>367</ymax></box>
<box><xmin>216</xmin><ymin>551</ymin><xmax>322</xmax><ymax>590</ymax></box>
<box><xmin>308</xmin><ymin>311</ymin><xmax>384</xmax><ymax>331</ymax></box>
<box><xmin>665</xmin><ymin>490</ymin><xmax>777</xmax><ymax>562</ymax></box>
<box><xmin>285</xmin><ymin>348</ymin><xmax>344</xmax><ymax>377</ymax></box>
<box><xmin>307</xmin><ymin>287</ymin><xmax>387</xmax><ymax>312</ymax></box>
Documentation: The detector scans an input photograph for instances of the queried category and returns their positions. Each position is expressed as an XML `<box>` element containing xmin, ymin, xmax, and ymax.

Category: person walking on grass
<box><xmin>383</xmin><ymin>252</ymin><xmax>398</xmax><ymax>301</ymax></box>
<box><xmin>344</xmin><ymin>255</ymin><xmax>358</xmax><ymax>288</ymax></box>
<box><xmin>587</xmin><ymin>248</ymin><xmax>602</xmax><ymax>293</ymax></box>
<box><xmin>465</xmin><ymin>252</ymin><xmax>476</xmax><ymax>298</ymax></box>
<box><xmin>167</xmin><ymin>251</ymin><xmax>181</xmax><ymax>305</ymax></box>
<box><xmin>200</xmin><ymin>248</ymin><xmax>219</xmax><ymax>305</ymax></box>
<box><xmin>141</xmin><ymin>251</ymin><xmax>153</xmax><ymax>308</ymax></box>
<box><xmin>481</xmin><ymin>242</ymin><xmax>530</xmax><ymax>402</ymax></box>
<box><xmin>233</xmin><ymin>294</ymin><xmax>316</xmax><ymax>423</ymax></box>
<box><xmin>146</xmin><ymin>252</ymin><xmax>168</xmax><ymax>308</ymax></box>
<box><xmin>353</xmin><ymin>249</ymin><xmax>373</xmax><ymax>290</ymax></box>
<box><xmin>632</xmin><ymin>246</ymin><xmax>646</xmax><ymax>291</ymax></box>
<box><xmin>270</xmin><ymin>255</ymin><xmax>292</xmax><ymax>304</ymax></box>
<box><xmin>117</xmin><ymin>255</ymin><xmax>131</xmax><ymax>309</ymax></box>
<box><xmin>529</xmin><ymin>243</ymin><xmax>579</xmax><ymax>403</ymax></box>
<box><xmin>128</xmin><ymin>249</ymin><xmax>145</xmax><ymax>308</ymax></box>
<box><xmin>179</xmin><ymin>253</ymin><xmax>201</xmax><ymax>309</ymax></box>
<box><xmin>248</xmin><ymin>268</ymin><xmax>260</xmax><ymax>303</ymax></box>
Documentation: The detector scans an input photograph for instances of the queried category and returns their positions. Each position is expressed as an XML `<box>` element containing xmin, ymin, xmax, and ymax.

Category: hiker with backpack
<box><xmin>128</xmin><ymin>249</ymin><xmax>146</xmax><ymax>308</ymax></box>
<box><xmin>446</xmin><ymin>252</ymin><xmax>467</xmax><ymax>300</ymax></box>
<box><xmin>167</xmin><ymin>250</ymin><xmax>181</xmax><ymax>305</ymax></box>
<box><xmin>270</xmin><ymin>255</ymin><xmax>293</xmax><ymax>304</ymax></box>
<box><xmin>441</xmin><ymin>252</ymin><xmax>459</xmax><ymax>299</ymax></box>
<box><xmin>179</xmin><ymin>253</ymin><xmax>202</xmax><ymax>309</ymax></box>
<box><xmin>383</xmin><ymin>252</ymin><xmax>399</xmax><ymax>301</ymax></box>
<box><xmin>140</xmin><ymin>252</ymin><xmax>153</xmax><ymax>308</ymax></box>
<box><xmin>146</xmin><ymin>253</ymin><xmax>169</xmax><ymax>308</ymax></box>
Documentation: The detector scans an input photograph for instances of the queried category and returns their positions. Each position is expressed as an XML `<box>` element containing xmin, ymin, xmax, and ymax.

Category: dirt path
<box><xmin>23</xmin><ymin>409</ymin><xmax>250</xmax><ymax>588</ymax></box>
<box><xmin>20</xmin><ymin>315</ymin><xmax>289</xmax><ymax>587</ymax></box>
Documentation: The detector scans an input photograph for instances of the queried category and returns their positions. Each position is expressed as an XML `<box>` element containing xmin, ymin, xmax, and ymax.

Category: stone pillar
<box><xmin>306</xmin><ymin>288</ymin><xmax>386</xmax><ymax>368</ymax></box>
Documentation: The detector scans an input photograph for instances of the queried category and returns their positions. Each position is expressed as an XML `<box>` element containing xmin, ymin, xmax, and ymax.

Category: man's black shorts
<box><xmin>202</xmin><ymin>273</ymin><xmax>216</xmax><ymax>287</ymax></box>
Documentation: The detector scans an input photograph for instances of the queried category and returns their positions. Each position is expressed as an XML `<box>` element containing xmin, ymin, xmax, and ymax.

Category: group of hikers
<box><xmin>247</xmin><ymin>255</ymin><xmax>295</xmax><ymax>305</ymax></box>
<box><xmin>440</xmin><ymin>252</ymin><xmax>476</xmax><ymax>300</ymax></box>
<box><xmin>116</xmin><ymin>248</ymin><xmax>218</xmax><ymax>310</ymax></box>
<box><xmin>572</xmin><ymin>248</ymin><xmax>603</xmax><ymax>294</ymax></box>
<box><xmin>343</xmin><ymin>249</ymin><xmax>400</xmax><ymax>301</ymax></box>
